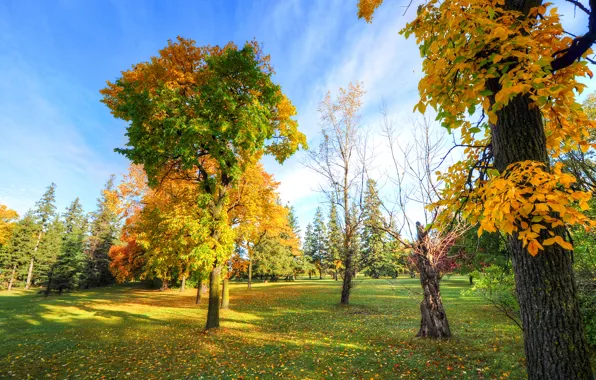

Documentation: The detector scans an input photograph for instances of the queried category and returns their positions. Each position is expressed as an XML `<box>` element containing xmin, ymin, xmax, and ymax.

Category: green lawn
<box><xmin>0</xmin><ymin>276</ymin><xmax>527</xmax><ymax>379</ymax></box>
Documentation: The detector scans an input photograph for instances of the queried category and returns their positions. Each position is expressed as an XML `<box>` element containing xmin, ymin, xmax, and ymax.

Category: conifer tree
<box><xmin>360</xmin><ymin>179</ymin><xmax>389</xmax><ymax>278</ymax></box>
<box><xmin>326</xmin><ymin>202</ymin><xmax>342</xmax><ymax>281</ymax></box>
<box><xmin>304</xmin><ymin>207</ymin><xmax>328</xmax><ymax>279</ymax></box>
<box><xmin>51</xmin><ymin>198</ymin><xmax>88</xmax><ymax>292</ymax></box>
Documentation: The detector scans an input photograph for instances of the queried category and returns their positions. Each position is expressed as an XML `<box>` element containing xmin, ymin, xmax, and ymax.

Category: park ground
<box><xmin>1</xmin><ymin>276</ymin><xmax>531</xmax><ymax>379</ymax></box>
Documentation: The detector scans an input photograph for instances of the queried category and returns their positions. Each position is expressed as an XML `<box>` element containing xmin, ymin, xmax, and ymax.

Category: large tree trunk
<box><xmin>416</xmin><ymin>253</ymin><xmax>451</xmax><ymax>339</ymax></box>
<box><xmin>180</xmin><ymin>275</ymin><xmax>186</xmax><ymax>292</ymax></box>
<box><xmin>248</xmin><ymin>258</ymin><xmax>252</xmax><ymax>289</ymax></box>
<box><xmin>221</xmin><ymin>277</ymin><xmax>229</xmax><ymax>309</ymax></box>
<box><xmin>490</xmin><ymin>88</ymin><xmax>593</xmax><ymax>378</ymax></box>
<box><xmin>340</xmin><ymin>247</ymin><xmax>354</xmax><ymax>305</ymax></box>
<box><xmin>206</xmin><ymin>266</ymin><xmax>221</xmax><ymax>329</ymax></box>
<box><xmin>8</xmin><ymin>264</ymin><xmax>16</xmax><ymax>291</ymax></box>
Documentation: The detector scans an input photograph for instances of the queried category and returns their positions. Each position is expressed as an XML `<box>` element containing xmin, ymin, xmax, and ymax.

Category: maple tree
<box><xmin>359</xmin><ymin>0</ymin><xmax>594</xmax><ymax>376</ymax></box>
<box><xmin>101</xmin><ymin>37</ymin><xmax>305</xmax><ymax>328</ymax></box>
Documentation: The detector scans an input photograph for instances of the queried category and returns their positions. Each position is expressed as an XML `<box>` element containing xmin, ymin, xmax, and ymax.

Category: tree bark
<box><xmin>25</xmin><ymin>257</ymin><xmax>34</xmax><ymax>290</ymax></box>
<box><xmin>416</xmin><ymin>253</ymin><xmax>451</xmax><ymax>339</ymax></box>
<box><xmin>205</xmin><ymin>266</ymin><xmax>221</xmax><ymax>329</ymax></box>
<box><xmin>490</xmin><ymin>90</ymin><xmax>593</xmax><ymax>378</ymax></box>
<box><xmin>8</xmin><ymin>264</ymin><xmax>16</xmax><ymax>291</ymax></box>
<box><xmin>318</xmin><ymin>267</ymin><xmax>322</xmax><ymax>280</ymax></box>
<box><xmin>248</xmin><ymin>258</ymin><xmax>252</xmax><ymax>289</ymax></box>
<box><xmin>340</xmin><ymin>247</ymin><xmax>354</xmax><ymax>305</ymax></box>
<box><xmin>221</xmin><ymin>277</ymin><xmax>229</xmax><ymax>309</ymax></box>
<box><xmin>180</xmin><ymin>275</ymin><xmax>186</xmax><ymax>292</ymax></box>
<box><xmin>468</xmin><ymin>275</ymin><xmax>474</xmax><ymax>285</ymax></box>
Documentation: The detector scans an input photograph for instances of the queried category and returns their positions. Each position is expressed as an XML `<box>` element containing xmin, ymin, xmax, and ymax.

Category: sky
<box><xmin>0</xmin><ymin>0</ymin><xmax>594</xmax><ymax>235</ymax></box>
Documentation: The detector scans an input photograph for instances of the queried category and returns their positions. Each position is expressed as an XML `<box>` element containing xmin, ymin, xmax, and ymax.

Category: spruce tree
<box><xmin>305</xmin><ymin>207</ymin><xmax>327</xmax><ymax>279</ymax></box>
<box><xmin>360</xmin><ymin>180</ymin><xmax>388</xmax><ymax>278</ymax></box>
<box><xmin>51</xmin><ymin>198</ymin><xmax>88</xmax><ymax>292</ymax></box>
<box><xmin>326</xmin><ymin>202</ymin><xmax>342</xmax><ymax>281</ymax></box>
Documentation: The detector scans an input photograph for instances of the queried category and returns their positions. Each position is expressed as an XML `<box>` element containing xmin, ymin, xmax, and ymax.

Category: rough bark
<box><xmin>180</xmin><ymin>275</ymin><xmax>186</xmax><ymax>293</ymax></box>
<box><xmin>8</xmin><ymin>264</ymin><xmax>16</xmax><ymax>291</ymax></box>
<box><xmin>221</xmin><ymin>277</ymin><xmax>229</xmax><ymax>309</ymax></box>
<box><xmin>340</xmin><ymin>247</ymin><xmax>354</xmax><ymax>305</ymax></box>
<box><xmin>205</xmin><ymin>266</ymin><xmax>221</xmax><ymax>329</ymax></box>
<box><xmin>490</xmin><ymin>91</ymin><xmax>593</xmax><ymax>379</ymax></box>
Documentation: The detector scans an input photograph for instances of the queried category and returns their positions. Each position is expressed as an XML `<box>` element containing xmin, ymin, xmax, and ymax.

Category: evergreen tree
<box><xmin>304</xmin><ymin>207</ymin><xmax>327</xmax><ymax>279</ymax></box>
<box><xmin>0</xmin><ymin>212</ymin><xmax>37</xmax><ymax>290</ymax></box>
<box><xmin>326</xmin><ymin>202</ymin><xmax>342</xmax><ymax>281</ymax></box>
<box><xmin>359</xmin><ymin>180</ymin><xmax>389</xmax><ymax>278</ymax></box>
<box><xmin>86</xmin><ymin>177</ymin><xmax>118</xmax><ymax>287</ymax></box>
<box><xmin>51</xmin><ymin>198</ymin><xmax>88</xmax><ymax>292</ymax></box>
<box><xmin>26</xmin><ymin>183</ymin><xmax>57</xmax><ymax>289</ymax></box>
<box><xmin>39</xmin><ymin>216</ymin><xmax>64</xmax><ymax>292</ymax></box>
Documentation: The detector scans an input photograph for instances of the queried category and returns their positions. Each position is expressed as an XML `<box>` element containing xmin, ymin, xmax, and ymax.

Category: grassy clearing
<box><xmin>0</xmin><ymin>276</ymin><xmax>527</xmax><ymax>379</ymax></box>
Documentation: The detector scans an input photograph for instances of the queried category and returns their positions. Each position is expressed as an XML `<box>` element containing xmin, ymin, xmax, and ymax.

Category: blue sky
<box><xmin>0</xmin><ymin>0</ymin><xmax>594</xmax><ymax>233</ymax></box>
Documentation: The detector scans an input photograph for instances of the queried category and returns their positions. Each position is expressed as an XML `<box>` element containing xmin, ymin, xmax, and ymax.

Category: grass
<box><xmin>0</xmin><ymin>276</ymin><xmax>529</xmax><ymax>379</ymax></box>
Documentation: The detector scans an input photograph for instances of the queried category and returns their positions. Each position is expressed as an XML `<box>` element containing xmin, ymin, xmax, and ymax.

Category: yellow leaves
<box><xmin>491</xmin><ymin>27</ymin><xmax>509</xmax><ymax>41</ymax></box>
<box><xmin>435</xmin><ymin>161</ymin><xmax>593</xmax><ymax>256</ymax></box>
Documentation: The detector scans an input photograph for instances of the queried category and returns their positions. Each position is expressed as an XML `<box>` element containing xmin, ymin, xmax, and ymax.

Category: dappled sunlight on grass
<box><xmin>0</xmin><ymin>276</ymin><xmax>532</xmax><ymax>378</ymax></box>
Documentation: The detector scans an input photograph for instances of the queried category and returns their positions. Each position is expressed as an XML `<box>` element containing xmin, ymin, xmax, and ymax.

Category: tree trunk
<box><xmin>25</xmin><ymin>230</ymin><xmax>43</xmax><ymax>290</ymax></box>
<box><xmin>180</xmin><ymin>275</ymin><xmax>186</xmax><ymax>292</ymax></box>
<box><xmin>44</xmin><ymin>267</ymin><xmax>54</xmax><ymax>297</ymax></box>
<box><xmin>8</xmin><ymin>264</ymin><xmax>16</xmax><ymax>291</ymax></box>
<box><xmin>340</xmin><ymin>247</ymin><xmax>354</xmax><ymax>305</ymax></box>
<box><xmin>334</xmin><ymin>270</ymin><xmax>338</xmax><ymax>281</ymax></box>
<box><xmin>468</xmin><ymin>275</ymin><xmax>473</xmax><ymax>285</ymax></box>
<box><xmin>195</xmin><ymin>280</ymin><xmax>202</xmax><ymax>305</ymax></box>
<box><xmin>221</xmin><ymin>277</ymin><xmax>229</xmax><ymax>309</ymax></box>
<box><xmin>319</xmin><ymin>267</ymin><xmax>322</xmax><ymax>280</ymax></box>
<box><xmin>205</xmin><ymin>266</ymin><xmax>221</xmax><ymax>330</ymax></box>
<box><xmin>416</xmin><ymin>253</ymin><xmax>451</xmax><ymax>339</ymax></box>
<box><xmin>248</xmin><ymin>259</ymin><xmax>252</xmax><ymax>289</ymax></box>
<box><xmin>489</xmin><ymin>75</ymin><xmax>593</xmax><ymax>375</ymax></box>
<box><xmin>25</xmin><ymin>257</ymin><xmax>34</xmax><ymax>290</ymax></box>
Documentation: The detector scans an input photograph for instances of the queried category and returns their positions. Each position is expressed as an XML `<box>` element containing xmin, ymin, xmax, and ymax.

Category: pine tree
<box><xmin>26</xmin><ymin>183</ymin><xmax>57</xmax><ymax>289</ymax></box>
<box><xmin>360</xmin><ymin>180</ymin><xmax>389</xmax><ymax>278</ymax></box>
<box><xmin>39</xmin><ymin>216</ymin><xmax>64</xmax><ymax>293</ymax></box>
<box><xmin>51</xmin><ymin>198</ymin><xmax>88</xmax><ymax>293</ymax></box>
<box><xmin>86</xmin><ymin>177</ymin><xmax>118</xmax><ymax>287</ymax></box>
<box><xmin>326</xmin><ymin>202</ymin><xmax>342</xmax><ymax>281</ymax></box>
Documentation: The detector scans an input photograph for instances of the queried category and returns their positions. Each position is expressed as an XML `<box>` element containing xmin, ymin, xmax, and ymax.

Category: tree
<box><xmin>0</xmin><ymin>204</ymin><xmax>18</xmax><ymax>248</ymax></box>
<box><xmin>359</xmin><ymin>0</ymin><xmax>594</xmax><ymax>376</ymax></box>
<box><xmin>101</xmin><ymin>37</ymin><xmax>306</xmax><ymax>329</ymax></box>
<box><xmin>326</xmin><ymin>202</ymin><xmax>343</xmax><ymax>280</ymax></box>
<box><xmin>86</xmin><ymin>178</ymin><xmax>118</xmax><ymax>287</ymax></box>
<box><xmin>26</xmin><ymin>183</ymin><xmax>57</xmax><ymax>289</ymax></box>
<box><xmin>304</xmin><ymin>207</ymin><xmax>328</xmax><ymax>279</ymax></box>
<box><xmin>359</xmin><ymin>179</ymin><xmax>390</xmax><ymax>279</ymax></box>
<box><xmin>0</xmin><ymin>212</ymin><xmax>36</xmax><ymax>290</ymax></box>
<box><xmin>50</xmin><ymin>198</ymin><xmax>88</xmax><ymax>293</ymax></box>
<box><xmin>305</xmin><ymin>82</ymin><xmax>366</xmax><ymax>304</ymax></box>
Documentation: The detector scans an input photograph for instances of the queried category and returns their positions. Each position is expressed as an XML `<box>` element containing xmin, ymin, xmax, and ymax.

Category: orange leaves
<box><xmin>0</xmin><ymin>204</ymin><xmax>19</xmax><ymax>246</ymax></box>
